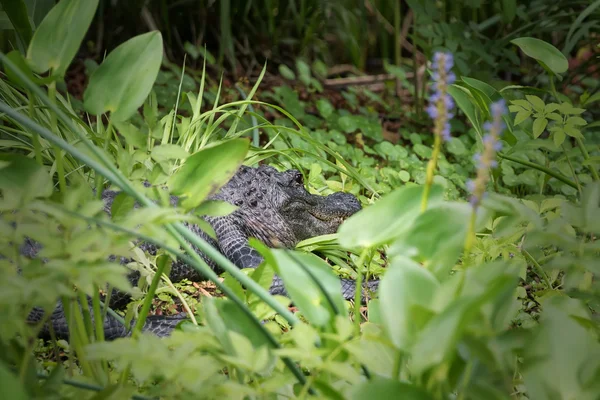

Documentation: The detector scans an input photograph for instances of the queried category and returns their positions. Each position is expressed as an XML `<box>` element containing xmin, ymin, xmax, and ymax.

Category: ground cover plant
<box><xmin>1</xmin><ymin>0</ymin><xmax>600</xmax><ymax>399</ymax></box>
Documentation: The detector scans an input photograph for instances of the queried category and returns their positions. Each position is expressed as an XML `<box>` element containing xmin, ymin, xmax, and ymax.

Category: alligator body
<box><xmin>25</xmin><ymin>165</ymin><xmax>379</xmax><ymax>339</ymax></box>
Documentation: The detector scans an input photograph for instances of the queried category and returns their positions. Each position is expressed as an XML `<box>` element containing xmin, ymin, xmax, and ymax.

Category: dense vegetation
<box><xmin>1</xmin><ymin>0</ymin><xmax>599</xmax><ymax>399</ymax></box>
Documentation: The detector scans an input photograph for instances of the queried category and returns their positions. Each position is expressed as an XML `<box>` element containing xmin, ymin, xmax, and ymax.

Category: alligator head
<box><xmin>210</xmin><ymin>165</ymin><xmax>362</xmax><ymax>248</ymax></box>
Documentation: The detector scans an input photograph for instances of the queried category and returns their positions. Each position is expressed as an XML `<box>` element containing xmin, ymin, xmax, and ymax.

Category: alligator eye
<box><xmin>292</xmin><ymin>171</ymin><xmax>303</xmax><ymax>185</ymax></box>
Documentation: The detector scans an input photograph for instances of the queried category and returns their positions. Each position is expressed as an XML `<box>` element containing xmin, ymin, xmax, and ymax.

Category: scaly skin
<box><xmin>25</xmin><ymin>165</ymin><xmax>380</xmax><ymax>339</ymax></box>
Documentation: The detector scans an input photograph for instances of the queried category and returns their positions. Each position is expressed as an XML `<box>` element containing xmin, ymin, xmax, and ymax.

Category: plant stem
<box><xmin>464</xmin><ymin>209</ymin><xmax>478</xmax><ymax>254</ymax></box>
<box><xmin>575</xmin><ymin>137</ymin><xmax>600</xmax><ymax>181</ymax></box>
<box><xmin>119</xmin><ymin>255</ymin><xmax>168</xmax><ymax>384</ymax></box>
<box><xmin>522</xmin><ymin>249</ymin><xmax>553</xmax><ymax>290</ymax></box>
<box><xmin>392</xmin><ymin>350</ymin><xmax>403</xmax><ymax>380</ymax></box>
<box><xmin>353</xmin><ymin>248</ymin><xmax>370</xmax><ymax>336</ymax></box>
<box><xmin>421</xmin><ymin>134</ymin><xmax>441</xmax><ymax>211</ymax></box>
<box><xmin>27</xmin><ymin>90</ymin><xmax>43</xmax><ymax>164</ymax></box>
<box><xmin>561</xmin><ymin>144</ymin><xmax>582</xmax><ymax>195</ymax></box>
<box><xmin>47</xmin><ymin>81</ymin><xmax>66</xmax><ymax>192</ymax></box>
<box><xmin>497</xmin><ymin>153</ymin><xmax>578</xmax><ymax>189</ymax></box>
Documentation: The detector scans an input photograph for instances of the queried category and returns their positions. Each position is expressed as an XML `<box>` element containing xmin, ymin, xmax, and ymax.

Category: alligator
<box><xmin>24</xmin><ymin>165</ymin><xmax>380</xmax><ymax>340</ymax></box>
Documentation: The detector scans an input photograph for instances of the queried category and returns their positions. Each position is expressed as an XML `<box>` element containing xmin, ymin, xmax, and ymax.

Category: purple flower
<box><xmin>428</xmin><ymin>51</ymin><xmax>456</xmax><ymax>142</ymax></box>
<box><xmin>467</xmin><ymin>99</ymin><xmax>508</xmax><ymax>209</ymax></box>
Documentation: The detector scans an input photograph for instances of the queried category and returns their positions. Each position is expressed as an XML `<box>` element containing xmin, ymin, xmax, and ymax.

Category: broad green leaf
<box><xmin>410</xmin><ymin>296</ymin><xmax>480</xmax><ymax>374</ymax></box>
<box><xmin>526</xmin><ymin>95</ymin><xmax>546</xmax><ymax>113</ymax></box>
<box><xmin>296</xmin><ymin>59</ymin><xmax>312</xmax><ymax>86</ymax></box>
<box><xmin>150</xmin><ymin>144</ymin><xmax>190</xmax><ymax>162</ymax></box>
<box><xmin>194</xmin><ymin>200</ymin><xmax>238</xmax><ymax>217</ymax></box>
<box><xmin>84</xmin><ymin>31</ymin><xmax>163</xmax><ymax>121</ymax></box>
<box><xmin>566</xmin><ymin>117</ymin><xmax>587</xmax><ymax>126</ymax></box>
<box><xmin>389</xmin><ymin>202</ymin><xmax>489</xmax><ymax>278</ymax></box>
<box><xmin>511</xmin><ymin>37</ymin><xmax>568</xmax><ymax>75</ymax></box>
<box><xmin>510</xmin><ymin>99</ymin><xmax>532</xmax><ymax>110</ymax></box>
<box><xmin>0</xmin><ymin>362</ymin><xmax>28</xmax><ymax>400</ymax></box>
<box><xmin>522</xmin><ymin>297</ymin><xmax>600</xmax><ymax>400</ymax></box>
<box><xmin>0</xmin><ymin>153</ymin><xmax>53</xmax><ymax>208</ymax></box>
<box><xmin>111</xmin><ymin>192</ymin><xmax>136</xmax><ymax>222</ymax></box>
<box><xmin>114</xmin><ymin>122</ymin><xmax>147</xmax><ymax>149</ymax></box>
<box><xmin>563</xmin><ymin>125</ymin><xmax>582</xmax><ymax>138</ymax></box>
<box><xmin>1</xmin><ymin>0</ymin><xmax>33</xmax><ymax>47</ymax></box>
<box><xmin>26</xmin><ymin>0</ymin><xmax>99</xmax><ymax>77</ymax></box>
<box><xmin>553</xmin><ymin>129</ymin><xmax>566</xmax><ymax>147</ymax></box>
<box><xmin>213</xmin><ymin>299</ymin><xmax>272</xmax><ymax>349</ymax></box>
<box><xmin>278</xmin><ymin>64</ymin><xmax>296</xmax><ymax>80</ymax></box>
<box><xmin>379</xmin><ymin>257</ymin><xmax>439</xmax><ymax>350</ymax></box>
<box><xmin>168</xmin><ymin>138</ymin><xmax>249</xmax><ymax>209</ymax></box>
<box><xmin>514</xmin><ymin>110</ymin><xmax>531</xmax><ymax>125</ymax></box>
<box><xmin>448</xmin><ymin>85</ymin><xmax>483</xmax><ymax>137</ymax></box>
<box><xmin>338</xmin><ymin>184</ymin><xmax>443</xmax><ymax>248</ymax></box>
<box><xmin>316</xmin><ymin>98</ymin><xmax>335</xmax><ymax>119</ymax></box>
<box><xmin>532</xmin><ymin>118</ymin><xmax>548</xmax><ymax>138</ymax></box>
<box><xmin>352</xmin><ymin>378</ymin><xmax>433</xmax><ymax>400</ymax></box>
<box><xmin>4</xmin><ymin>50</ymin><xmax>54</xmax><ymax>88</ymax></box>
<box><xmin>268</xmin><ymin>249</ymin><xmax>346</xmax><ymax>327</ymax></box>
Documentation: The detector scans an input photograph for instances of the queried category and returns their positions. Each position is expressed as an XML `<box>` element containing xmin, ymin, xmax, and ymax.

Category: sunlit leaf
<box><xmin>168</xmin><ymin>138</ymin><xmax>249</xmax><ymax>209</ymax></box>
<box><xmin>379</xmin><ymin>257</ymin><xmax>439</xmax><ymax>350</ymax></box>
<box><xmin>339</xmin><ymin>185</ymin><xmax>443</xmax><ymax>248</ymax></box>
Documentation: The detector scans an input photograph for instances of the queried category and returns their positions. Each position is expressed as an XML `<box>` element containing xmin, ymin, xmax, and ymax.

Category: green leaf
<box><xmin>544</xmin><ymin>103</ymin><xmax>560</xmax><ymax>113</ymax></box>
<box><xmin>448</xmin><ymin>85</ymin><xmax>483</xmax><ymax>137</ymax></box>
<box><xmin>522</xmin><ymin>297</ymin><xmax>600</xmax><ymax>400</ymax></box>
<box><xmin>338</xmin><ymin>185</ymin><xmax>443</xmax><ymax>248</ymax></box>
<box><xmin>546</xmin><ymin>112</ymin><xmax>562</xmax><ymax>122</ymax></box>
<box><xmin>316</xmin><ymin>98</ymin><xmax>335</xmax><ymax>119</ymax></box>
<box><xmin>0</xmin><ymin>153</ymin><xmax>53</xmax><ymax>208</ymax></box>
<box><xmin>84</xmin><ymin>31</ymin><xmax>163</xmax><ymax>122</ymax></box>
<box><xmin>514</xmin><ymin>110</ymin><xmax>532</xmax><ymax>125</ymax></box>
<box><xmin>446</xmin><ymin>137</ymin><xmax>467</xmax><ymax>156</ymax></box>
<box><xmin>566</xmin><ymin>117</ymin><xmax>587</xmax><ymax>126</ymax></box>
<box><xmin>510</xmin><ymin>99</ymin><xmax>532</xmax><ymax>110</ymax></box>
<box><xmin>3</xmin><ymin>50</ymin><xmax>54</xmax><ymax>88</ymax></box>
<box><xmin>563</xmin><ymin>125</ymin><xmax>582</xmax><ymax>139</ymax></box>
<box><xmin>410</xmin><ymin>296</ymin><xmax>480</xmax><ymax>375</ymax></box>
<box><xmin>296</xmin><ymin>59</ymin><xmax>312</xmax><ymax>86</ymax></box>
<box><xmin>0</xmin><ymin>362</ymin><xmax>28</xmax><ymax>400</ymax></box>
<box><xmin>1</xmin><ymin>0</ymin><xmax>33</xmax><ymax>47</ymax></box>
<box><xmin>111</xmin><ymin>192</ymin><xmax>135</xmax><ymax>222</ymax></box>
<box><xmin>194</xmin><ymin>200</ymin><xmax>238</xmax><ymax>217</ymax></box>
<box><xmin>532</xmin><ymin>118</ymin><xmax>548</xmax><ymax>138</ymax></box>
<box><xmin>553</xmin><ymin>129</ymin><xmax>566</xmax><ymax>147</ymax></box>
<box><xmin>268</xmin><ymin>249</ymin><xmax>346</xmax><ymax>327</ymax></box>
<box><xmin>278</xmin><ymin>64</ymin><xmax>296</xmax><ymax>80</ymax></box>
<box><xmin>389</xmin><ymin>202</ymin><xmax>489</xmax><ymax>278</ymax></box>
<box><xmin>511</xmin><ymin>37</ymin><xmax>569</xmax><ymax>75</ymax></box>
<box><xmin>526</xmin><ymin>95</ymin><xmax>546</xmax><ymax>113</ymax></box>
<box><xmin>379</xmin><ymin>257</ymin><xmax>439</xmax><ymax>350</ymax></box>
<box><xmin>168</xmin><ymin>139</ymin><xmax>249</xmax><ymax>209</ymax></box>
<box><xmin>150</xmin><ymin>144</ymin><xmax>190</xmax><ymax>162</ymax></box>
<box><xmin>114</xmin><ymin>122</ymin><xmax>147</xmax><ymax>149</ymax></box>
<box><xmin>352</xmin><ymin>378</ymin><xmax>433</xmax><ymax>400</ymax></box>
<box><xmin>26</xmin><ymin>0</ymin><xmax>99</xmax><ymax>77</ymax></box>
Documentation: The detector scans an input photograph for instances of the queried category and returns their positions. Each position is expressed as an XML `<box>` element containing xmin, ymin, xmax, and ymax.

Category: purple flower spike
<box><xmin>467</xmin><ymin>99</ymin><xmax>508</xmax><ymax>209</ymax></box>
<box><xmin>428</xmin><ymin>51</ymin><xmax>456</xmax><ymax>142</ymax></box>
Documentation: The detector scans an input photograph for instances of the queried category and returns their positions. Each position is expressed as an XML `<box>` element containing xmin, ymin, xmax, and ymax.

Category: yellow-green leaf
<box><xmin>84</xmin><ymin>31</ymin><xmax>163</xmax><ymax>122</ymax></box>
<box><xmin>26</xmin><ymin>0</ymin><xmax>99</xmax><ymax>77</ymax></box>
<box><xmin>168</xmin><ymin>138</ymin><xmax>249</xmax><ymax>209</ymax></box>
<box><xmin>532</xmin><ymin>118</ymin><xmax>548</xmax><ymax>138</ymax></box>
